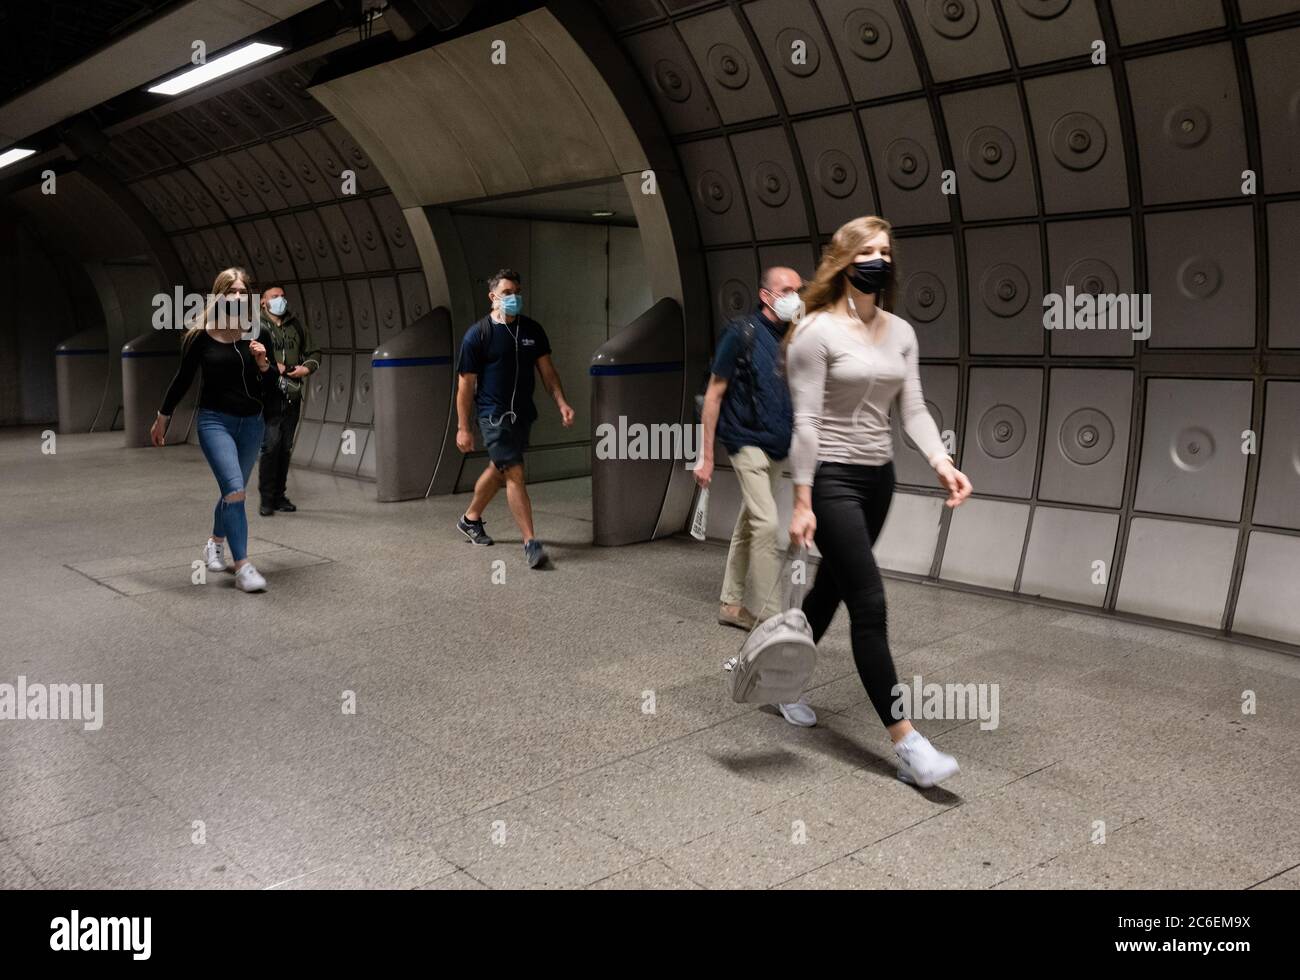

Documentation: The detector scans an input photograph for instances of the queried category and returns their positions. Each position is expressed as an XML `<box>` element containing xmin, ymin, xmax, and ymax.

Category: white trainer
<box><xmin>234</xmin><ymin>564</ymin><xmax>268</xmax><ymax>593</ymax></box>
<box><xmin>202</xmin><ymin>538</ymin><xmax>228</xmax><ymax>573</ymax></box>
<box><xmin>894</xmin><ymin>730</ymin><xmax>959</xmax><ymax>788</ymax></box>
<box><xmin>777</xmin><ymin>700</ymin><xmax>817</xmax><ymax>727</ymax></box>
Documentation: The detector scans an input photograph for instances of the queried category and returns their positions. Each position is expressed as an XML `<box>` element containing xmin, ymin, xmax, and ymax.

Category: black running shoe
<box><xmin>524</xmin><ymin>538</ymin><xmax>548</xmax><ymax>569</ymax></box>
<box><xmin>274</xmin><ymin>497</ymin><xmax>297</xmax><ymax>512</ymax></box>
<box><xmin>457</xmin><ymin>515</ymin><xmax>494</xmax><ymax>545</ymax></box>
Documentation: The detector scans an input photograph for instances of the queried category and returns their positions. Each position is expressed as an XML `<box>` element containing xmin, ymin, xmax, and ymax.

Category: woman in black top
<box><xmin>151</xmin><ymin>267</ymin><xmax>278</xmax><ymax>593</ymax></box>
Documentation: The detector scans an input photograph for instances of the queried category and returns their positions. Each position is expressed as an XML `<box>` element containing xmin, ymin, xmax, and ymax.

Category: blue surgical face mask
<box><xmin>267</xmin><ymin>297</ymin><xmax>288</xmax><ymax>317</ymax></box>
<box><xmin>498</xmin><ymin>293</ymin><xmax>522</xmax><ymax>316</ymax></box>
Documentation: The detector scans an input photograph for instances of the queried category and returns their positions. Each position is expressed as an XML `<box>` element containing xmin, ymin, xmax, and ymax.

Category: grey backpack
<box><xmin>724</xmin><ymin>546</ymin><xmax>817</xmax><ymax>704</ymax></box>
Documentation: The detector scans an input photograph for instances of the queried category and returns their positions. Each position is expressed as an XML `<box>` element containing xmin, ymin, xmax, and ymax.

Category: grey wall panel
<box><xmin>965</xmin><ymin>224</ymin><xmax>1044</xmax><ymax>355</ymax></box>
<box><xmin>302</xmin><ymin>352</ymin><xmax>330</xmax><ymax>421</ymax></box>
<box><xmin>962</xmin><ymin>367</ymin><xmax>1043</xmax><ymax>497</ymax></box>
<box><xmin>861</xmin><ymin>98</ymin><xmax>950</xmax><ymax>227</ymax></box>
<box><xmin>295</xmin><ymin>210</ymin><xmax>341</xmax><ymax>278</ymax></box>
<box><xmin>318</xmin><ymin>204</ymin><xmax>367</xmax><ymax>276</ymax></box>
<box><xmin>940</xmin><ymin>498</ymin><xmax>1030</xmax><ymax>589</ymax></box>
<box><xmin>1252</xmin><ymin>381</ymin><xmax>1300</xmax><ymax>530</ymax></box>
<box><xmin>253</xmin><ymin>218</ymin><xmax>297</xmax><ymax>286</ymax></box>
<box><xmin>609</xmin><ymin>225</ymin><xmax>654</xmax><ymax>332</ymax></box>
<box><xmin>154</xmin><ymin>173</ymin><xmax>201</xmax><ymax>228</ymax></box>
<box><xmin>816</xmin><ymin>0</ymin><xmax>922</xmax><ymax>101</ymax></box>
<box><xmin>189</xmin><ymin>159</ymin><xmax>244</xmax><ymax>219</ymax></box>
<box><xmin>1045</xmin><ymin>216</ymin><xmax>1135</xmax><ymax>357</ymax></box>
<box><xmin>1239</xmin><ymin>0</ymin><xmax>1300</xmax><ymax>18</ymax></box>
<box><xmin>368</xmin><ymin>194</ymin><xmax>420</xmax><ymax>269</ymax></box>
<box><xmin>1039</xmin><ymin>368</ymin><xmax>1132</xmax><ymax>508</ymax></box>
<box><xmin>679</xmin><ymin>137</ymin><xmax>751</xmax><ymax>246</ymax></box>
<box><xmin>1024</xmin><ymin>68</ymin><xmax>1129</xmax><ymax>215</ymax></box>
<box><xmin>1267</xmin><ymin>202</ymin><xmax>1300</xmax><ymax>349</ymax></box>
<box><xmin>757</xmin><ymin>242</ymin><xmax>818</xmax><ymax>281</ymax></box>
<box><xmin>873</xmin><ymin>491</ymin><xmax>945</xmax><ymax>574</ymax></box>
<box><xmin>206</xmin><ymin>94</ymin><xmax>261</xmax><ymax>146</ymax></box>
<box><xmin>235</xmin><ymin>222</ymin><xmax>273</xmax><ymax>283</ymax></box>
<box><xmin>998</xmin><ymin>0</ymin><xmax>1102</xmax><ymax>66</ymax></box>
<box><xmin>209</xmin><ymin>156</ymin><xmax>261</xmax><ymax>217</ymax></box>
<box><xmin>398</xmin><ymin>272</ymin><xmax>432</xmax><ymax>327</ymax></box>
<box><xmin>275</xmin><ymin>135</ymin><xmax>335</xmax><ymax>205</ymax></box>
<box><xmin>134</xmin><ymin>178</ymin><xmax>185</xmax><ymax>233</ymax></box>
<box><xmin>273</xmin><ymin>213</ymin><xmax>319</xmax><ymax>280</ymax></box>
<box><xmin>227</xmin><ymin>148</ymin><xmax>287</xmax><ymax>213</ymax></box>
<box><xmin>1144</xmin><ymin>206</ymin><xmax>1255</xmax><ymax>349</ymax></box>
<box><xmin>593</xmin><ymin>0</ymin><xmax>664</xmax><ymax>30</ymax></box>
<box><xmin>334</xmin><ymin>423</ymin><xmax>368</xmax><ymax>476</ymax></box>
<box><xmin>891</xmin><ymin>363</ymin><xmax>958</xmax><ymax>486</ymax></box>
<box><xmin>220</xmin><ymin>87</ymin><xmax>279</xmax><ymax>139</ymax></box>
<box><xmin>297</xmin><ymin>124</ymin><xmax>351</xmax><ymax>201</ymax></box>
<box><xmin>1116</xmin><ymin>518</ymin><xmax>1236</xmax><ymax>628</ymax></box>
<box><xmin>1135</xmin><ymin>378</ymin><xmax>1252</xmax><ymax>521</ymax></box>
<box><xmin>249</xmin><ymin>142</ymin><xmax>309</xmax><ymax>209</ymax></box>
<box><xmin>139</xmin><ymin>118</ymin><xmax>192</xmax><ymax>165</ymax></box>
<box><xmin>312</xmin><ymin>421</ymin><xmax>343</xmax><ymax>469</ymax></box>
<box><xmin>341</xmin><ymin>199</ymin><xmax>392</xmax><ymax>273</ymax></box>
<box><xmin>349</xmin><ymin>354</ymin><xmax>375</xmax><ymax>426</ymax></box>
<box><xmin>942</xmin><ymin>83</ymin><xmax>1037</xmax><ymax>221</ymax></box>
<box><xmin>275</xmin><ymin>65</ymin><xmax>332</xmax><ymax>124</ymax></box>
<box><xmin>677</xmin><ymin>7</ymin><xmax>778</xmax><ymax>125</ymax></box>
<box><xmin>347</xmin><ymin>279</ymin><xmax>378</xmax><ymax>351</ymax></box>
<box><xmin>1232</xmin><ymin>532</ymin><xmax>1300</xmax><ymax>645</ymax></box>
<box><xmin>324</xmin><ymin>355</ymin><xmax>352</xmax><ymax>424</ymax></box>
<box><xmin>323</xmin><ymin>280</ymin><xmax>354</xmax><ymax>349</ymax></box>
<box><xmin>728</xmin><ymin>127</ymin><xmax>809</xmax><ymax>242</ymax></box>
<box><xmin>1019</xmin><ymin>506</ymin><xmax>1118</xmax><ymax>607</ymax></box>
<box><xmin>1248</xmin><ymin>28</ymin><xmax>1300</xmax><ymax>193</ymax></box>
<box><xmin>706</xmin><ymin>247</ymin><xmax>759</xmax><ymax>333</ymax></box>
<box><xmin>743</xmin><ymin>0</ymin><xmax>847</xmax><ymax>115</ymax></box>
<box><xmin>621</xmin><ymin>26</ymin><xmax>720</xmax><ymax>135</ymax></box>
<box><xmin>170</xmin><ymin>236</ymin><xmax>203</xmax><ymax>290</ymax></box>
<box><xmin>298</xmin><ymin>282</ymin><xmax>330</xmax><ymax>356</ymax></box>
<box><xmin>904</xmin><ymin>0</ymin><xmax>1009</xmax><ymax>83</ymax></box>
<box><xmin>170</xmin><ymin>169</ymin><xmax>226</xmax><ymax>226</ymax></box>
<box><xmin>895</xmin><ymin>235</ymin><xmax>960</xmax><ymax>357</ymax></box>
<box><xmin>293</xmin><ymin>419</ymin><xmax>322</xmax><ymax>465</ymax></box>
<box><xmin>371</xmin><ymin>277</ymin><xmax>405</xmax><ymax>343</ymax></box>
<box><xmin>244</xmin><ymin>75</ymin><xmax>305</xmax><ymax>130</ymax></box>
<box><xmin>792</xmin><ymin>113</ymin><xmax>877</xmax><ymax>236</ymax></box>
<box><xmin>357</xmin><ymin>426</ymin><xmax>377</xmax><ymax>481</ymax></box>
<box><xmin>1127</xmin><ymin>45</ymin><xmax>1248</xmax><ymax>206</ymax></box>
<box><xmin>321</xmin><ymin>120</ymin><xmax>387</xmax><ymax>194</ymax></box>
<box><xmin>176</xmin><ymin>104</ymin><xmax>234</xmax><ymax>152</ymax></box>
<box><xmin>199</xmin><ymin>230</ymin><xmax>232</xmax><ymax>271</ymax></box>
<box><xmin>103</xmin><ymin>141</ymin><xmax>144</xmax><ymax>182</ymax></box>
<box><xmin>1110</xmin><ymin>0</ymin><xmax>1224</xmax><ymax>44</ymax></box>
<box><xmin>152</xmin><ymin>112</ymin><xmax>212</xmax><ymax>161</ymax></box>
<box><xmin>215</xmin><ymin>226</ymin><xmax>249</xmax><ymax>273</ymax></box>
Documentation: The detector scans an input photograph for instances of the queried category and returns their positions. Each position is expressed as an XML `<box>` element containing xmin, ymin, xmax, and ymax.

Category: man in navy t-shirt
<box><xmin>455</xmin><ymin>268</ymin><xmax>575</xmax><ymax>568</ymax></box>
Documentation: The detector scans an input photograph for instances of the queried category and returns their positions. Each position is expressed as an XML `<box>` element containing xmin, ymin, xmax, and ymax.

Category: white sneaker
<box><xmin>202</xmin><ymin>538</ymin><xmax>228</xmax><ymax>573</ymax></box>
<box><xmin>894</xmin><ymin>730</ymin><xmax>959</xmax><ymax>788</ymax></box>
<box><xmin>778</xmin><ymin>700</ymin><xmax>817</xmax><ymax>727</ymax></box>
<box><xmin>234</xmin><ymin>564</ymin><xmax>267</xmax><ymax>593</ymax></box>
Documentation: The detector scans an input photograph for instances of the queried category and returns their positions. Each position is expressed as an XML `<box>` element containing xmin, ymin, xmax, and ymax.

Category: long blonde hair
<box><xmin>786</xmin><ymin>216</ymin><xmax>897</xmax><ymax>349</ymax></box>
<box><xmin>182</xmin><ymin>267</ymin><xmax>250</xmax><ymax>351</ymax></box>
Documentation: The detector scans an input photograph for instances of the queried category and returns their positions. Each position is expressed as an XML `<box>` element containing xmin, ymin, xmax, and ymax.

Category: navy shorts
<box><xmin>479</xmin><ymin>415</ymin><xmax>531</xmax><ymax>471</ymax></box>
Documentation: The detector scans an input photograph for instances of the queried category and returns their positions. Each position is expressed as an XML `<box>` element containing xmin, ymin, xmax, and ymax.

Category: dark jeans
<box><xmin>802</xmin><ymin>461</ymin><xmax>903</xmax><ymax>728</ymax></box>
<box><xmin>196</xmin><ymin>408</ymin><xmax>265</xmax><ymax>562</ymax></box>
<box><xmin>258</xmin><ymin>398</ymin><xmax>301</xmax><ymax>506</ymax></box>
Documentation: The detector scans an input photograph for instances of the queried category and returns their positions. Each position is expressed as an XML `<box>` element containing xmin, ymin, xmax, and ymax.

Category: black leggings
<box><xmin>802</xmin><ymin>461</ymin><xmax>903</xmax><ymax>727</ymax></box>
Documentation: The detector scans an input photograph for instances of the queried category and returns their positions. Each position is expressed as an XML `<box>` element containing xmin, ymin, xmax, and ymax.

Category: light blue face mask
<box><xmin>267</xmin><ymin>297</ymin><xmax>288</xmax><ymax>316</ymax></box>
<box><xmin>498</xmin><ymin>293</ymin><xmax>522</xmax><ymax>316</ymax></box>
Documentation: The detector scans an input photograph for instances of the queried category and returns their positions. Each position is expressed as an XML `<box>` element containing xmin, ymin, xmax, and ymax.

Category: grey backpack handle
<box><xmin>782</xmin><ymin>543</ymin><xmax>810</xmax><ymax>612</ymax></box>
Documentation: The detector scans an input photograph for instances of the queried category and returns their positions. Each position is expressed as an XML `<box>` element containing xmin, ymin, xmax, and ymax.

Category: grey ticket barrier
<box><xmin>590</xmin><ymin>297</ymin><xmax>687</xmax><ymax>546</ymax></box>
<box><xmin>54</xmin><ymin>328</ymin><xmax>110</xmax><ymax>433</ymax></box>
<box><xmin>122</xmin><ymin>329</ymin><xmax>196</xmax><ymax>448</ymax></box>
<box><xmin>371</xmin><ymin>306</ymin><xmax>454</xmax><ymax>502</ymax></box>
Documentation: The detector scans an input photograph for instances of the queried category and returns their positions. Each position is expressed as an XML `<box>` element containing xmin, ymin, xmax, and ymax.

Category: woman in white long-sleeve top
<box><xmin>785</xmin><ymin>215</ymin><xmax>973</xmax><ymax>788</ymax></box>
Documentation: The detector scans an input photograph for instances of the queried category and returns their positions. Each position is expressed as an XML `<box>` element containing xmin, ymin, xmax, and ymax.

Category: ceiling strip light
<box><xmin>147</xmin><ymin>41</ymin><xmax>284</xmax><ymax>96</ymax></box>
<box><xmin>0</xmin><ymin>148</ymin><xmax>37</xmax><ymax>170</ymax></box>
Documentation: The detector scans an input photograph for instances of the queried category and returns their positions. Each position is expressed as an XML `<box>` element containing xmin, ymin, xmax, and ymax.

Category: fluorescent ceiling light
<box><xmin>591</xmin><ymin>210</ymin><xmax>615</xmax><ymax>218</ymax></box>
<box><xmin>147</xmin><ymin>41</ymin><xmax>284</xmax><ymax>96</ymax></box>
<box><xmin>0</xmin><ymin>148</ymin><xmax>37</xmax><ymax>169</ymax></box>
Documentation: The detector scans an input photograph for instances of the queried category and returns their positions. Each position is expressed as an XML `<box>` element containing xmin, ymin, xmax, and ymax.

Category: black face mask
<box><xmin>847</xmin><ymin>258</ymin><xmax>893</xmax><ymax>295</ymax></box>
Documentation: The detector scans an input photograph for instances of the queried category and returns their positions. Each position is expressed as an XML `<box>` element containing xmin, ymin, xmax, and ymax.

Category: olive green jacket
<box><xmin>263</xmin><ymin>311</ymin><xmax>320</xmax><ymax>404</ymax></box>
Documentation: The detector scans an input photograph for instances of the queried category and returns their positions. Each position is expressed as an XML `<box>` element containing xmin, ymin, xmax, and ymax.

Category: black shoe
<box><xmin>524</xmin><ymin>538</ymin><xmax>549</xmax><ymax>569</ymax></box>
<box><xmin>259</xmin><ymin>503</ymin><xmax>275</xmax><ymax>517</ymax></box>
<box><xmin>457</xmin><ymin>515</ymin><xmax>494</xmax><ymax>546</ymax></box>
<box><xmin>274</xmin><ymin>497</ymin><xmax>297</xmax><ymax>513</ymax></box>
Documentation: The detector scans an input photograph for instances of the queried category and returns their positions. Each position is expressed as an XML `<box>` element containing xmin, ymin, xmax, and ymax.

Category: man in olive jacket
<box><xmin>257</xmin><ymin>286</ymin><xmax>320</xmax><ymax>516</ymax></box>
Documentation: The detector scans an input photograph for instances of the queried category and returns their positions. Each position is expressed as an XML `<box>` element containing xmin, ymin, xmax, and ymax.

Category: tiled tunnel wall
<box><xmin>98</xmin><ymin>59</ymin><xmax>434</xmax><ymax>481</ymax></box>
<box><xmin>592</xmin><ymin>0</ymin><xmax>1300</xmax><ymax>647</ymax></box>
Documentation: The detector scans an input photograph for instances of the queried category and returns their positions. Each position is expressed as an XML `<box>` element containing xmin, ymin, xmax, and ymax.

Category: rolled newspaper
<box><xmin>690</xmin><ymin>486</ymin><xmax>709</xmax><ymax>541</ymax></box>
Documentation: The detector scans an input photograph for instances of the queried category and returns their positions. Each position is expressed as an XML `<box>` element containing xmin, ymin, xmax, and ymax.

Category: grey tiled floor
<box><xmin>2</xmin><ymin>429</ymin><xmax>1298</xmax><ymax>889</ymax></box>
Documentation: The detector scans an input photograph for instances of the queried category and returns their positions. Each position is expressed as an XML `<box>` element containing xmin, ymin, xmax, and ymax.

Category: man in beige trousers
<box><xmin>695</xmin><ymin>266</ymin><xmax>814</xmax><ymax>727</ymax></box>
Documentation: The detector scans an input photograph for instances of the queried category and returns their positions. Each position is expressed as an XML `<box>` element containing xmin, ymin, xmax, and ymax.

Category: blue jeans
<box><xmin>196</xmin><ymin>408</ymin><xmax>265</xmax><ymax>561</ymax></box>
